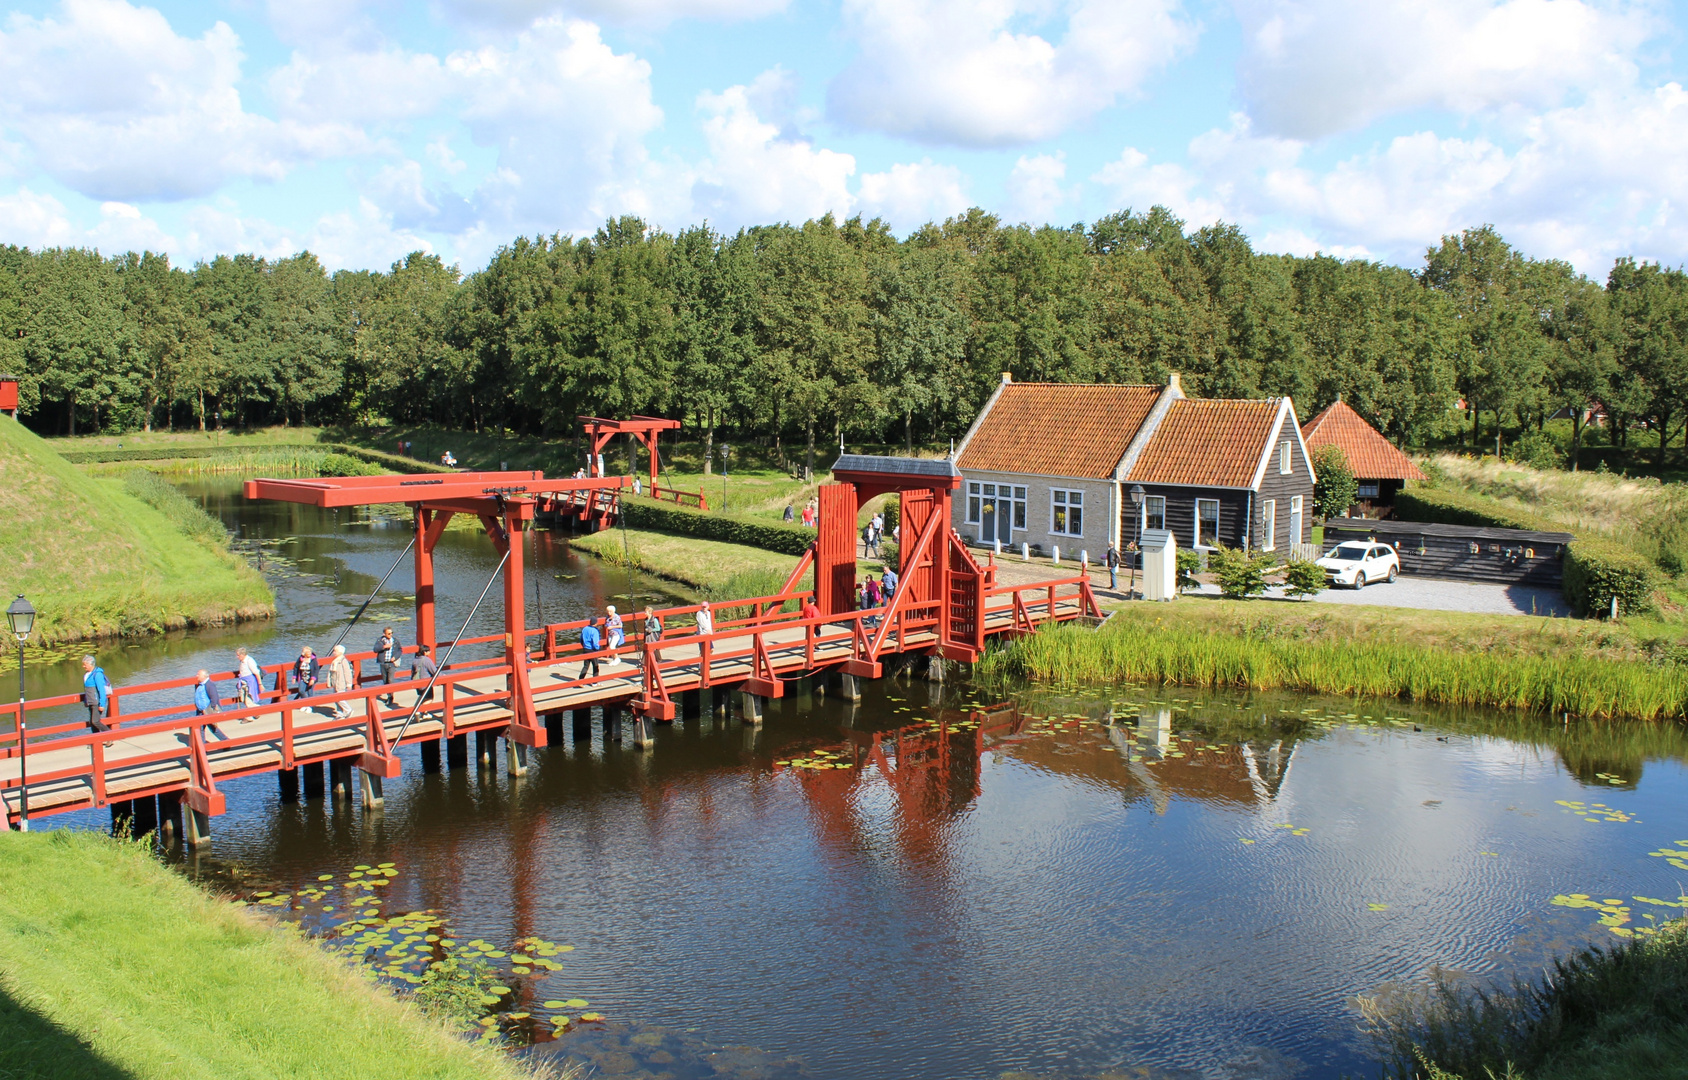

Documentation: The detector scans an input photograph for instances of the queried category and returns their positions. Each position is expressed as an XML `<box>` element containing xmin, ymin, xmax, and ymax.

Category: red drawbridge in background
<box><xmin>1</xmin><ymin>455</ymin><xmax>1098</xmax><ymax>839</ymax></box>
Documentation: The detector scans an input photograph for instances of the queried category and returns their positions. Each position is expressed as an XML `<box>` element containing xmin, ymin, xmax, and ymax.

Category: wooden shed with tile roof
<box><xmin>953</xmin><ymin>373</ymin><xmax>1315</xmax><ymax>558</ymax></box>
<box><xmin>1300</xmin><ymin>399</ymin><xmax>1426</xmax><ymax>517</ymax></box>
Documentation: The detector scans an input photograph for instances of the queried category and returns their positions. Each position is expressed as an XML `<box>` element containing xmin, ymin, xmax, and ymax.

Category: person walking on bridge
<box><xmin>373</xmin><ymin>627</ymin><xmax>400</xmax><ymax>708</ymax></box>
<box><xmin>411</xmin><ymin>645</ymin><xmax>438</xmax><ymax>704</ymax></box>
<box><xmin>80</xmin><ymin>656</ymin><xmax>112</xmax><ymax>733</ymax></box>
<box><xmin>235</xmin><ymin>647</ymin><xmax>262</xmax><ymax>715</ymax></box>
<box><xmin>327</xmin><ymin>645</ymin><xmax>355</xmax><ymax>720</ymax></box>
<box><xmin>291</xmin><ymin>647</ymin><xmax>320</xmax><ymax>701</ymax></box>
<box><xmin>605</xmin><ymin>605</ymin><xmax>624</xmax><ymax>665</ymax></box>
<box><xmin>192</xmin><ymin>670</ymin><xmax>226</xmax><ymax>742</ymax></box>
<box><xmin>880</xmin><ymin>565</ymin><xmax>898</xmax><ymax>602</ymax></box>
<box><xmin>863</xmin><ymin>576</ymin><xmax>882</xmax><ymax>628</ymax></box>
<box><xmin>579</xmin><ymin>618</ymin><xmax>603</xmax><ymax>679</ymax></box>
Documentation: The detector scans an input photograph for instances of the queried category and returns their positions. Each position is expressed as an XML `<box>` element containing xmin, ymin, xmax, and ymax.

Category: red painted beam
<box><xmin>243</xmin><ymin>472</ymin><xmax>627</xmax><ymax>509</ymax></box>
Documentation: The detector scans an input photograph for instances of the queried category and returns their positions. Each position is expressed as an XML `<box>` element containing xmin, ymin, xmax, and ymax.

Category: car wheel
<box><xmin>1387</xmin><ymin>564</ymin><xmax>1398</xmax><ymax>583</ymax></box>
<box><xmin>1354</xmin><ymin>571</ymin><xmax>1366</xmax><ymax>589</ymax></box>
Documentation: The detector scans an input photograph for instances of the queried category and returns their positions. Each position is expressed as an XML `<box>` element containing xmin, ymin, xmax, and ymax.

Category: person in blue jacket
<box><xmin>579</xmin><ymin>618</ymin><xmax>603</xmax><ymax>679</ymax></box>
<box><xmin>292</xmin><ymin>646</ymin><xmax>321</xmax><ymax>700</ymax></box>
<box><xmin>81</xmin><ymin>655</ymin><xmax>111</xmax><ymax>732</ymax></box>
<box><xmin>193</xmin><ymin>670</ymin><xmax>226</xmax><ymax>742</ymax></box>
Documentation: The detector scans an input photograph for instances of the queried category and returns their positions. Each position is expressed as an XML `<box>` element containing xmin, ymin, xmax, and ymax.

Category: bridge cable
<box><xmin>390</xmin><ymin>548</ymin><xmax>510</xmax><ymax>748</ymax></box>
<box><xmin>327</xmin><ymin>535</ymin><xmax>417</xmax><ymax>657</ymax></box>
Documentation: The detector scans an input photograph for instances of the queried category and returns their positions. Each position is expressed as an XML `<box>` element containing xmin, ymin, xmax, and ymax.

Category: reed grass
<box><xmin>980</xmin><ymin>616</ymin><xmax>1688</xmax><ymax>721</ymax></box>
<box><xmin>1364</xmin><ymin>917</ymin><xmax>1688</xmax><ymax>1080</ymax></box>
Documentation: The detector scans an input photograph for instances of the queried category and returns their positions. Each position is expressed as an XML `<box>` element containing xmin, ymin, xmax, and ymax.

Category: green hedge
<box><xmin>55</xmin><ymin>442</ymin><xmax>452</xmax><ymax>472</ymax></box>
<box><xmin>619</xmin><ymin>496</ymin><xmax>815</xmax><ymax>556</ymax></box>
<box><xmin>1395</xmin><ymin>487</ymin><xmax>1659</xmax><ymax>617</ymax></box>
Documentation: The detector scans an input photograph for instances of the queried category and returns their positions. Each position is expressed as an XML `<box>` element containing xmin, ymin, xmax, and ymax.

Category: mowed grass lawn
<box><xmin>0</xmin><ymin>418</ymin><xmax>273</xmax><ymax>644</ymax></box>
<box><xmin>568</xmin><ymin>527</ymin><xmax>893</xmax><ymax>603</ymax></box>
<box><xmin>0</xmin><ymin>831</ymin><xmax>521</xmax><ymax>1080</ymax></box>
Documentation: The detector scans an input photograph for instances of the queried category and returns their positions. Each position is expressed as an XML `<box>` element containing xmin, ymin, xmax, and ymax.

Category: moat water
<box><xmin>18</xmin><ymin>479</ymin><xmax>1688</xmax><ymax>1080</ymax></box>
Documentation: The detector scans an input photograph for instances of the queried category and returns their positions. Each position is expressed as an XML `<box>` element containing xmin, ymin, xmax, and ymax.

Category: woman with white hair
<box><xmin>327</xmin><ymin>644</ymin><xmax>355</xmax><ymax>719</ymax></box>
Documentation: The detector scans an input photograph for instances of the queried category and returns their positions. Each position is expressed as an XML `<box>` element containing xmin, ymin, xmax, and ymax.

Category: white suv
<box><xmin>1316</xmin><ymin>541</ymin><xmax>1400</xmax><ymax>588</ymax></box>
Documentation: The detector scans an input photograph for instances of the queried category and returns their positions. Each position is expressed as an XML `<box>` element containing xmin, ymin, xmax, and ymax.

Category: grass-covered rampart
<box><xmin>0</xmin><ymin>830</ymin><xmax>522</xmax><ymax>1080</ymax></box>
<box><xmin>0</xmin><ymin>418</ymin><xmax>273</xmax><ymax>645</ymax></box>
<box><xmin>981</xmin><ymin>601</ymin><xmax>1688</xmax><ymax>721</ymax></box>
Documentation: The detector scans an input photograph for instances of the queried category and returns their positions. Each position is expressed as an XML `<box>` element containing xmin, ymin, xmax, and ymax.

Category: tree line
<box><xmin>2</xmin><ymin>208</ymin><xmax>1684</xmax><ymax>473</ymax></box>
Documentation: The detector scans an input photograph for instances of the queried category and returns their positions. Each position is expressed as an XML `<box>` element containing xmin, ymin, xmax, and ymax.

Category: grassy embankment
<box><xmin>979</xmin><ymin>600</ymin><xmax>1688</xmax><ymax>721</ymax></box>
<box><xmin>1368</xmin><ymin>918</ymin><xmax>1688</xmax><ymax>1080</ymax></box>
<box><xmin>0</xmin><ymin>418</ymin><xmax>273</xmax><ymax>646</ymax></box>
<box><xmin>0</xmin><ymin>830</ymin><xmax>523</xmax><ymax>1080</ymax></box>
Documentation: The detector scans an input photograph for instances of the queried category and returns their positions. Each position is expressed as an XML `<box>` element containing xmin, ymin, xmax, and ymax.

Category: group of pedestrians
<box><xmin>854</xmin><ymin>565</ymin><xmax>899</xmax><ymax>626</ymax></box>
<box><xmin>783</xmin><ymin>498</ymin><xmax>820</xmax><ymax>527</ymax></box>
<box><xmin>576</xmin><ymin>604</ymin><xmax>674</xmax><ymax>678</ymax></box>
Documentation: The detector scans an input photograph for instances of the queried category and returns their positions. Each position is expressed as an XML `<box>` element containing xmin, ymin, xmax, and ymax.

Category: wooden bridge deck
<box><xmin>2</xmin><ymin>580</ymin><xmax>1092</xmax><ymax>829</ymax></box>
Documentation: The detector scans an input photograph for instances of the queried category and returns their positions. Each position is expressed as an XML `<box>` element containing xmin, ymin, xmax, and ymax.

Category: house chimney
<box><xmin>1167</xmin><ymin>371</ymin><xmax>1182</xmax><ymax>393</ymax></box>
<box><xmin>1001</xmin><ymin>372</ymin><xmax>1013</xmax><ymax>385</ymax></box>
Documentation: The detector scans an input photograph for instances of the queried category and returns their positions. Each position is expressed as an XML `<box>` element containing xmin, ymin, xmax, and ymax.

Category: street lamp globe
<box><xmin>1129</xmin><ymin>484</ymin><xmax>1145</xmax><ymax>509</ymax></box>
<box><xmin>7</xmin><ymin>594</ymin><xmax>34</xmax><ymax>641</ymax></box>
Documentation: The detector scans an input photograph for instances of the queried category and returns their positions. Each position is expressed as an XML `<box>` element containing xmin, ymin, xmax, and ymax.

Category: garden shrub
<box><xmin>1208</xmin><ymin>545</ymin><xmax>1275</xmax><ymax>600</ymax></box>
<box><xmin>1175</xmin><ymin>549</ymin><xmax>1203</xmax><ymax>593</ymax></box>
<box><xmin>620</xmin><ymin>496</ymin><xmax>814</xmax><ymax>556</ymax></box>
<box><xmin>1282</xmin><ymin>559</ymin><xmax>1326</xmax><ymax>600</ymax></box>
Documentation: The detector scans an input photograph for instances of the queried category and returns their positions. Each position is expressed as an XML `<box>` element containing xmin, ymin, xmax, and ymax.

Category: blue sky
<box><xmin>0</xmin><ymin>0</ymin><xmax>1684</xmax><ymax>275</ymax></box>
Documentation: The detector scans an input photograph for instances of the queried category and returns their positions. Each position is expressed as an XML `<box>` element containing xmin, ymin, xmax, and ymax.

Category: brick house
<box><xmin>952</xmin><ymin>373</ymin><xmax>1316</xmax><ymax>556</ymax></box>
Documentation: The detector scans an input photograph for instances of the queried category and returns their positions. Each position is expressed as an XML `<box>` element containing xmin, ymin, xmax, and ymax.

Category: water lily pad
<box><xmin>580</xmin><ymin>1012</ymin><xmax>604</xmax><ymax>1021</ymax></box>
<box><xmin>542</xmin><ymin>1000</ymin><xmax>569</xmax><ymax>1009</ymax></box>
<box><xmin>565</xmin><ymin>998</ymin><xmax>588</xmax><ymax>1008</ymax></box>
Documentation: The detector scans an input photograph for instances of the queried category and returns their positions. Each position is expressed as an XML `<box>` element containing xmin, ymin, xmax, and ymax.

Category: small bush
<box><xmin>1312</xmin><ymin>444</ymin><xmax>1358</xmax><ymax>519</ymax></box>
<box><xmin>1176</xmin><ymin>549</ymin><xmax>1203</xmax><ymax>593</ymax></box>
<box><xmin>621</xmin><ymin>496</ymin><xmax>814</xmax><ymax>556</ymax></box>
<box><xmin>1507</xmin><ymin>430</ymin><xmax>1565</xmax><ymax>471</ymax></box>
<box><xmin>1209</xmin><ymin>546</ymin><xmax>1276</xmax><ymax>600</ymax></box>
<box><xmin>318</xmin><ymin>452</ymin><xmax>382</xmax><ymax>477</ymax></box>
<box><xmin>1282</xmin><ymin>559</ymin><xmax>1326</xmax><ymax>600</ymax></box>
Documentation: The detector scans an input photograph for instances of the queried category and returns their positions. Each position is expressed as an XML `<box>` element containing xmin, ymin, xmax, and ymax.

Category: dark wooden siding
<box><xmin>1325</xmin><ymin>520</ymin><xmax>1567</xmax><ymax>586</ymax></box>
<box><xmin>1256</xmin><ymin>413</ymin><xmax>1315</xmax><ymax>547</ymax></box>
<box><xmin>1122</xmin><ymin>485</ymin><xmax>1250</xmax><ymax>549</ymax></box>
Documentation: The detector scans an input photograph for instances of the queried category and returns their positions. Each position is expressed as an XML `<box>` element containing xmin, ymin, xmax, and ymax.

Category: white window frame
<box><xmin>1261</xmin><ymin>499</ymin><xmax>1276</xmax><ymax>551</ymax></box>
<box><xmin>1289</xmin><ymin>495</ymin><xmax>1303</xmax><ymax>545</ymax></box>
<box><xmin>967</xmin><ymin>482</ymin><xmax>981</xmax><ymax>524</ymax></box>
<box><xmin>1195</xmin><ymin>498</ymin><xmax>1220</xmax><ymax>549</ymax></box>
<box><xmin>1356</xmin><ymin>481</ymin><xmax>1381</xmax><ymax>499</ymax></box>
<box><xmin>1142</xmin><ymin>494</ymin><xmax>1166</xmax><ymax>533</ymax></box>
<box><xmin>1279</xmin><ymin>439</ymin><xmax>1293</xmax><ymax>474</ymax></box>
<box><xmin>1011</xmin><ymin>486</ymin><xmax>1027</xmax><ymax>531</ymax></box>
<box><xmin>1051</xmin><ymin>489</ymin><xmax>1085</xmax><ymax>537</ymax></box>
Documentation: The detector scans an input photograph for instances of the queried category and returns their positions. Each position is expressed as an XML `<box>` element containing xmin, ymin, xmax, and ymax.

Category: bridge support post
<box><xmin>794</xmin><ymin>678</ymin><xmax>813</xmax><ymax>711</ymax></box>
<box><xmin>446</xmin><ymin>734</ymin><xmax>468</xmax><ymax>769</ymax></box>
<box><xmin>109</xmin><ymin>800</ymin><xmax>133</xmax><ymax>836</ymax></box>
<box><xmin>302</xmin><ymin>761</ymin><xmax>326</xmax><ymax>800</ymax></box>
<box><xmin>545</xmin><ymin>713</ymin><xmax>564</xmax><ymax>744</ymax></box>
<box><xmin>420</xmin><ymin>739</ymin><xmax>441</xmax><ymax>774</ymax></box>
<box><xmin>738</xmin><ymin>691</ymin><xmax>764</xmax><ymax>727</ymax></box>
<box><xmin>475</xmin><ymin>730</ymin><xmax>497</xmax><ymax>767</ymax></box>
<box><xmin>927</xmin><ymin>656</ymin><xmax>946</xmax><ymax>683</ymax></box>
<box><xmin>839</xmin><ymin>674</ymin><xmax>861</xmax><ymax>702</ymax></box>
<box><xmin>131</xmin><ymin>795</ymin><xmax>157</xmax><ymax>838</ymax></box>
<box><xmin>603</xmin><ymin>704</ymin><xmax>622</xmax><ymax>742</ymax></box>
<box><xmin>158</xmin><ymin>791</ymin><xmax>182</xmax><ymax>840</ymax></box>
<box><xmin>278</xmin><ymin>767</ymin><xmax>300</xmax><ymax>803</ymax></box>
<box><xmin>360</xmin><ymin>770</ymin><xmax>384</xmax><ymax>808</ymax></box>
<box><xmin>506</xmin><ymin>739</ymin><xmax>529</xmax><ymax>776</ymax></box>
<box><xmin>572</xmin><ymin>708</ymin><xmax>592</xmax><ymax>741</ymax></box>
<box><xmin>184</xmin><ymin>806</ymin><xmax>212</xmax><ymax>848</ymax></box>
<box><xmin>682</xmin><ymin>689</ymin><xmax>700</xmax><ymax>720</ymax></box>
<box><xmin>632</xmin><ymin>716</ymin><xmax>654</xmax><ymax>749</ymax></box>
<box><xmin>330</xmin><ymin>758</ymin><xmax>354</xmax><ymax>800</ymax></box>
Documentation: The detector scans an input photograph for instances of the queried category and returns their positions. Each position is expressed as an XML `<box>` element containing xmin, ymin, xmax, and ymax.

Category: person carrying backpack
<box><xmin>81</xmin><ymin>655</ymin><xmax>111</xmax><ymax>733</ymax></box>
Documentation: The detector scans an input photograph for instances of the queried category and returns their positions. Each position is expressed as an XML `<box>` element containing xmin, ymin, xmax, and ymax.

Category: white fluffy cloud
<box><xmin>431</xmin><ymin>0</ymin><xmax>788</xmax><ymax>28</ymax></box>
<box><xmin>1003</xmin><ymin>153</ymin><xmax>1069</xmax><ymax>224</ymax></box>
<box><xmin>828</xmin><ymin>0</ymin><xmax>1197</xmax><ymax>146</ymax></box>
<box><xmin>1234</xmin><ymin>0</ymin><xmax>1654</xmax><ymax>139</ymax></box>
<box><xmin>1099</xmin><ymin>83</ymin><xmax>1688</xmax><ymax>273</ymax></box>
<box><xmin>0</xmin><ymin>0</ymin><xmax>368</xmax><ymax>201</ymax></box>
<box><xmin>689</xmin><ymin>83</ymin><xmax>856</xmax><ymax>226</ymax></box>
<box><xmin>858</xmin><ymin>160</ymin><xmax>971</xmax><ymax>229</ymax></box>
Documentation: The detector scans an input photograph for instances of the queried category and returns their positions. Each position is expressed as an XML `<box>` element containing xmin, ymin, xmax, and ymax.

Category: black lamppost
<box><xmin>7</xmin><ymin>594</ymin><xmax>34</xmax><ymax>831</ymax></box>
<box><xmin>1128</xmin><ymin>485</ymin><xmax>1145</xmax><ymax>599</ymax></box>
<box><xmin>718</xmin><ymin>445</ymin><xmax>731</xmax><ymax>511</ymax></box>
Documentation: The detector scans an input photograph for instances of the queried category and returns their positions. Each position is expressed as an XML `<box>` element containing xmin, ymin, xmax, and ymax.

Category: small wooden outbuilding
<box><xmin>1300</xmin><ymin>399</ymin><xmax>1425</xmax><ymax>516</ymax></box>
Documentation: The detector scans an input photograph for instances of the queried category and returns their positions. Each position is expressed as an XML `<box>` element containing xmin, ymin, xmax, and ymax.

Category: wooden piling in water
<box><xmin>302</xmin><ymin>761</ymin><xmax>325</xmax><ymax>800</ymax></box>
<box><xmin>446</xmin><ymin>733</ymin><xmax>468</xmax><ymax>768</ymax></box>
<box><xmin>420</xmin><ymin>739</ymin><xmax>442</xmax><ymax>774</ymax></box>
<box><xmin>278</xmin><ymin>767</ymin><xmax>300</xmax><ymax>803</ymax></box>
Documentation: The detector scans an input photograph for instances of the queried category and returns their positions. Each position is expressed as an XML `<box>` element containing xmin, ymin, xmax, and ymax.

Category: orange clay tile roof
<box><xmin>1300</xmin><ymin>399</ymin><xmax>1427</xmax><ymax>482</ymax></box>
<box><xmin>1125</xmin><ymin>398</ymin><xmax>1284</xmax><ymax>488</ymax></box>
<box><xmin>958</xmin><ymin>383</ymin><xmax>1161</xmax><ymax>479</ymax></box>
